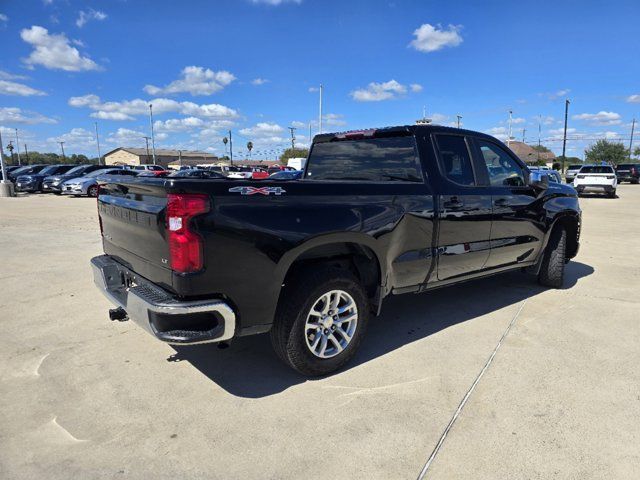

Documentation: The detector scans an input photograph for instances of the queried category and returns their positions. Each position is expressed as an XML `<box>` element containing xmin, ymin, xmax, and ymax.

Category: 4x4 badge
<box><xmin>229</xmin><ymin>186</ymin><xmax>286</xmax><ymax>196</ymax></box>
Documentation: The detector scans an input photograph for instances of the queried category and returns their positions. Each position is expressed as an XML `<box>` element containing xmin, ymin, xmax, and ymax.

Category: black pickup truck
<box><xmin>91</xmin><ymin>125</ymin><xmax>581</xmax><ymax>375</ymax></box>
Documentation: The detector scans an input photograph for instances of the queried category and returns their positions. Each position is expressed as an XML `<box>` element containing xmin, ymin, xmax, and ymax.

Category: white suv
<box><xmin>573</xmin><ymin>165</ymin><xmax>617</xmax><ymax>198</ymax></box>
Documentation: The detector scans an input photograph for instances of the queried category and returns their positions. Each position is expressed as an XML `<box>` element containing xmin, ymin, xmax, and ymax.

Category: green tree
<box><xmin>584</xmin><ymin>140</ymin><xmax>629</xmax><ymax>165</ymax></box>
<box><xmin>633</xmin><ymin>146</ymin><xmax>640</xmax><ymax>158</ymax></box>
<box><xmin>279</xmin><ymin>147</ymin><xmax>309</xmax><ymax>165</ymax></box>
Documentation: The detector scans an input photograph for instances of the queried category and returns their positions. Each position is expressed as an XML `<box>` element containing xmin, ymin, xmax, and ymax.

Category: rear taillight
<box><xmin>166</xmin><ymin>193</ymin><xmax>210</xmax><ymax>273</ymax></box>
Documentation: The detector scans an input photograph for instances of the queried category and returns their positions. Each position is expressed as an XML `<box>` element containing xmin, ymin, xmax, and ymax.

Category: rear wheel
<box><xmin>270</xmin><ymin>266</ymin><xmax>369</xmax><ymax>376</ymax></box>
<box><xmin>538</xmin><ymin>227</ymin><xmax>566</xmax><ymax>288</ymax></box>
<box><xmin>87</xmin><ymin>185</ymin><xmax>98</xmax><ymax>197</ymax></box>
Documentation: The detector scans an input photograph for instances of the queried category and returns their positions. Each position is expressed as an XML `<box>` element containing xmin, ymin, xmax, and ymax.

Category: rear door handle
<box><xmin>494</xmin><ymin>198</ymin><xmax>509</xmax><ymax>207</ymax></box>
<box><xmin>443</xmin><ymin>198</ymin><xmax>464</xmax><ymax>209</ymax></box>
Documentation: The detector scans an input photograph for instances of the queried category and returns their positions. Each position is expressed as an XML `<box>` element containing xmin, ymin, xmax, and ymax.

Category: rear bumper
<box><xmin>91</xmin><ymin>255</ymin><xmax>236</xmax><ymax>345</ymax></box>
<box><xmin>575</xmin><ymin>184</ymin><xmax>615</xmax><ymax>192</ymax></box>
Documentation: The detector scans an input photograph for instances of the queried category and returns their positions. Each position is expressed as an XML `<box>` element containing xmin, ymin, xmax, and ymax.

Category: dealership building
<box><xmin>104</xmin><ymin>148</ymin><xmax>218</xmax><ymax>168</ymax></box>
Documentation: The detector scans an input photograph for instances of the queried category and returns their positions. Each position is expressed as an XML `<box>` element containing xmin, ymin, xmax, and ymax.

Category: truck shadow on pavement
<box><xmin>168</xmin><ymin>261</ymin><xmax>594</xmax><ymax>398</ymax></box>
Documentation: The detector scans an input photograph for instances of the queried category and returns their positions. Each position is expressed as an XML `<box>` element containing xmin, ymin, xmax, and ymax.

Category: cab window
<box><xmin>434</xmin><ymin>135</ymin><xmax>475</xmax><ymax>186</ymax></box>
<box><xmin>477</xmin><ymin>140</ymin><xmax>526</xmax><ymax>187</ymax></box>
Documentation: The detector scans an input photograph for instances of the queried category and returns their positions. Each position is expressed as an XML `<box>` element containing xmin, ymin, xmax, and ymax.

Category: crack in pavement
<box><xmin>416</xmin><ymin>299</ymin><xmax>528</xmax><ymax>479</ymax></box>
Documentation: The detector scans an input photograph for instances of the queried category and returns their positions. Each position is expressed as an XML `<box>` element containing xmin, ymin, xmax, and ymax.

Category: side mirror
<box><xmin>529</xmin><ymin>170</ymin><xmax>549</xmax><ymax>189</ymax></box>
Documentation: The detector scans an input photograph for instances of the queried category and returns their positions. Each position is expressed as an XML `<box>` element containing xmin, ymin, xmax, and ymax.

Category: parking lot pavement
<box><xmin>0</xmin><ymin>187</ymin><xmax>638</xmax><ymax>479</ymax></box>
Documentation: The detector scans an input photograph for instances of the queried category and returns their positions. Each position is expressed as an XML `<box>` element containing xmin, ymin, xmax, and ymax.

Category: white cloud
<box><xmin>20</xmin><ymin>26</ymin><xmax>100</xmax><ymax>71</ymax></box>
<box><xmin>572</xmin><ymin>111</ymin><xmax>622</xmax><ymax>126</ymax></box>
<box><xmin>351</xmin><ymin>79</ymin><xmax>416</xmax><ymax>102</ymax></box>
<box><xmin>542</xmin><ymin>89</ymin><xmax>571</xmax><ymax>100</ymax></box>
<box><xmin>0</xmin><ymin>70</ymin><xmax>27</xmax><ymax>80</ymax></box>
<box><xmin>154</xmin><ymin>117</ymin><xmax>205</xmax><ymax>133</ymax></box>
<box><xmin>0</xmin><ymin>80</ymin><xmax>46</xmax><ymax>96</ymax></box>
<box><xmin>537</xmin><ymin>115</ymin><xmax>555</xmax><ymax>125</ymax></box>
<box><xmin>0</xmin><ymin>13</ymin><xmax>8</xmax><ymax>23</ymax></box>
<box><xmin>68</xmin><ymin>94</ymin><xmax>239</xmax><ymax>121</ymax></box>
<box><xmin>410</xmin><ymin>23</ymin><xmax>463</xmax><ymax>53</ymax></box>
<box><xmin>46</xmin><ymin>128</ymin><xmax>95</xmax><ymax>151</ymax></box>
<box><xmin>105</xmin><ymin>128</ymin><xmax>147</xmax><ymax>145</ymax></box>
<box><xmin>144</xmin><ymin>66</ymin><xmax>235</xmax><ymax>96</ymax></box>
<box><xmin>0</xmin><ymin>107</ymin><xmax>56</xmax><ymax>124</ymax></box>
<box><xmin>250</xmin><ymin>0</ymin><xmax>302</xmax><ymax>5</ymax></box>
<box><xmin>626</xmin><ymin>94</ymin><xmax>640</xmax><ymax>103</ymax></box>
<box><xmin>512</xmin><ymin>117</ymin><xmax>526</xmax><ymax>125</ymax></box>
<box><xmin>410</xmin><ymin>83</ymin><xmax>423</xmax><ymax>93</ymax></box>
<box><xmin>322</xmin><ymin>113</ymin><xmax>346</xmax><ymax>127</ymax></box>
<box><xmin>291</xmin><ymin>121</ymin><xmax>306</xmax><ymax>128</ymax></box>
<box><xmin>251</xmin><ymin>78</ymin><xmax>268</xmax><ymax>85</ymax></box>
<box><xmin>308</xmin><ymin>86</ymin><xmax>320</xmax><ymax>92</ymax></box>
<box><xmin>76</xmin><ymin>9</ymin><xmax>107</xmax><ymax>28</ymax></box>
<box><xmin>240</xmin><ymin>122</ymin><xmax>285</xmax><ymax>137</ymax></box>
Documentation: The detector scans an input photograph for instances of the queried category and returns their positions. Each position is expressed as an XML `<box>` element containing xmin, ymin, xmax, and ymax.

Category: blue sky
<box><xmin>1</xmin><ymin>0</ymin><xmax>639</xmax><ymax>160</ymax></box>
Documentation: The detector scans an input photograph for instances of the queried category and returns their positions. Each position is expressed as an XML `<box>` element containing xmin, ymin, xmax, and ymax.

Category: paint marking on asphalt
<box><xmin>416</xmin><ymin>300</ymin><xmax>527</xmax><ymax>480</ymax></box>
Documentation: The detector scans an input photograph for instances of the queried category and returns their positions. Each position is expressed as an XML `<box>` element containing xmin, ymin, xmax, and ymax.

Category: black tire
<box><xmin>87</xmin><ymin>185</ymin><xmax>98</xmax><ymax>197</ymax></box>
<box><xmin>538</xmin><ymin>227</ymin><xmax>566</xmax><ymax>288</ymax></box>
<box><xmin>608</xmin><ymin>189</ymin><xmax>616</xmax><ymax>198</ymax></box>
<box><xmin>631</xmin><ymin>178</ymin><xmax>639</xmax><ymax>184</ymax></box>
<box><xmin>270</xmin><ymin>266</ymin><xmax>369</xmax><ymax>376</ymax></box>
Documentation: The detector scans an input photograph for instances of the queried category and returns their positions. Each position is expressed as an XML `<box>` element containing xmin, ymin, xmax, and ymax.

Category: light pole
<box><xmin>561</xmin><ymin>99</ymin><xmax>570</xmax><ymax>173</ymax></box>
<box><xmin>288</xmin><ymin>126</ymin><xmax>296</xmax><ymax>151</ymax></box>
<box><xmin>0</xmin><ymin>130</ymin><xmax>15</xmax><ymax>197</ymax></box>
<box><xmin>318</xmin><ymin>84</ymin><xmax>323</xmax><ymax>134</ymax></box>
<box><xmin>0</xmin><ymin>130</ymin><xmax>7</xmax><ymax>182</ymax></box>
<box><xmin>94</xmin><ymin>122</ymin><xmax>102</xmax><ymax>165</ymax></box>
<box><xmin>143</xmin><ymin>136</ymin><xmax>151</xmax><ymax>161</ymax></box>
<box><xmin>59</xmin><ymin>141</ymin><xmax>66</xmax><ymax>161</ymax></box>
<box><xmin>15</xmin><ymin>129</ymin><xmax>22</xmax><ymax>166</ymax></box>
<box><xmin>247</xmin><ymin>141</ymin><xmax>253</xmax><ymax>160</ymax></box>
<box><xmin>149</xmin><ymin>104</ymin><xmax>157</xmax><ymax>165</ymax></box>
<box><xmin>629</xmin><ymin>118</ymin><xmax>636</xmax><ymax>160</ymax></box>
<box><xmin>507</xmin><ymin>110</ymin><xmax>513</xmax><ymax>147</ymax></box>
<box><xmin>228</xmin><ymin>130</ymin><xmax>233</xmax><ymax>166</ymax></box>
<box><xmin>222</xmin><ymin>136</ymin><xmax>228</xmax><ymax>159</ymax></box>
<box><xmin>456</xmin><ymin>115</ymin><xmax>462</xmax><ymax>128</ymax></box>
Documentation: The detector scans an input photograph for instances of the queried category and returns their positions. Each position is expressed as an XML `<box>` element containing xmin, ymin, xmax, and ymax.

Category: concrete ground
<box><xmin>0</xmin><ymin>186</ymin><xmax>638</xmax><ymax>479</ymax></box>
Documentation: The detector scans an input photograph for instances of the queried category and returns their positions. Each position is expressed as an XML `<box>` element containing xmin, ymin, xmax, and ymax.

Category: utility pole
<box><xmin>228</xmin><ymin>130</ymin><xmax>233</xmax><ymax>166</ymax></box>
<box><xmin>561</xmin><ymin>99</ymin><xmax>570</xmax><ymax>173</ymax></box>
<box><xmin>318</xmin><ymin>84</ymin><xmax>323</xmax><ymax>134</ymax></box>
<box><xmin>59</xmin><ymin>141</ymin><xmax>66</xmax><ymax>161</ymax></box>
<box><xmin>522</xmin><ymin>128</ymin><xmax>526</xmax><ymax>143</ymax></box>
<box><xmin>149</xmin><ymin>104</ymin><xmax>157</xmax><ymax>165</ymax></box>
<box><xmin>629</xmin><ymin>118</ymin><xmax>636</xmax><ymax>160</ymax></box>
<box><xmin>507</xmin><ymin>110</ymin><xmax>513</xmax><ymax>147</ymax></box>
<box><xmin>456</xmin><ymin>115</ymin><xmax>462</xmax><ymax>128</ymax></box>
<box><xmin>24</xmin><ymin>144</ymin><xmax>29</xmax><ymax>163</ymax></box>
<box><xmin>288</xmin><ymin>126</ymin><xmax>296</xmax><ymax>151</ymax></box>
<box><xmin>309</xmin><ymin>122</ymin><xmax>312</xmax><ymax>144</ymax></box>
<box><xmin>15</xmin><ymin>129</ymin><xmax>22</xmax><ymax>166</ymax></box>
<box><xmin>143</xmin><ymin>136</ymin><xmax>151</xmax><ymax>161</ymax></box>
<box><xmin>94</xmin><ymin>122</ymin><xmax>102</xmax><ymax>165</ymax></box>
<box><xmin>538</xmin><ymin>115</ymin><xmax>542</xmax><ymax>163</ymax></box>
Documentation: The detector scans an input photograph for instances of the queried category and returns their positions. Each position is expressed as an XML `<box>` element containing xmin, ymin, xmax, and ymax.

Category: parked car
<box><xmin>267</xmin><ymin>165</ymin><xmax>296</xmax><ymax>175</ymax></box>
<box><xmin>132</xmin><ymin>164</ymin><xmax>166</xmax><ymax>172</ymax></box>
<box><xmin>43</xmin><ymin>164</ymin><xmax>113</xmax><ymax>193</ymax></box>
<box><xmin>615</xmin><ymin>163</ymin><xmax>640</xmax><ymax>184</ymax></box>
<box><xmin>573</xmin><ymin>165</ymin><xmax>617</xmax><ymax>197</ymax></box>
<box><xmin>167</xmin><ymin>169</ymin><xmax>226</xmax><ymax>179</ymax></box>
<box><xmin>15</xmin><ymin>164</ymin><xmax>76</xmax><ymax>193</ymax></box>
<box><xmin>92</xmin><ymin>124</ymin><xmax>581</xmax><ymax>376</ymax></box>
<box><xmin>530</xmin><ymin>167</ymin><xmax>562</xmax><ymax>184</ymax></box>
<box><xmin>227</xmin><ymin>166</ymin><xmax>269</xmax><ymax>179</ymax></box>
<box><xmin>269</xmin><ymin>170</ymin><xmax>303</xmax><ymax>180</ymax></box>
<box><xmin>7</xmin><ymin>164</ymin><xmax>50</xmax><ymax>183</ymax></box>
<box><xmin>61</xmin><ymin>168</ymin><xmax>138</xmax><ymax>197</ymax></box>
<box><xmin>565</xmin><ymin>164</ymin><xmax>583</xmax><ymax>184</ymax></box>
<box><xmin>0</xmin><ymin>165</ymin><xmax>23</xmax><ymax>180</ymax></box>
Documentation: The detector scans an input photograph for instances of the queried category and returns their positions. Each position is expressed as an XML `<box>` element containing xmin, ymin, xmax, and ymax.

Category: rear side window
<box><xmin>435</xmin><ymin>135</ymin><xmax>475</xmax><ymax>186</ymax></box>
<box><xmin>305</xmin><ymin>136</ymin><xmax>422</xmax><ymax>182</ymax></box>
<box><xmin>616</xmin><ymin>164</ymin><xmax>633</xmax><ymax>169</ymax></box>
<box><xmin>580</xmin><ymin>166</ymin><xmax>614</xmax><ymax>174</ymax></box>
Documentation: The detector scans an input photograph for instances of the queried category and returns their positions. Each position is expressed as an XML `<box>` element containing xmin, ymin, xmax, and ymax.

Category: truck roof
<box><xmin>313</xmin><ymin>124</ymin><xmax>499</xmax><ymax>144</ymax></box>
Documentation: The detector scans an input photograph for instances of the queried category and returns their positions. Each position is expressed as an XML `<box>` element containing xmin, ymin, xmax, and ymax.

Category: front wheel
<box><xmin>538</xmin><ymin>227</ymin><xmax>566</xmax><ymax>288</ymax></box>
<box><xmin>270</xmin><ymin>266</ymin><xmax>369</xmax><ymax>376</ymax></box>
<box><xmin>608</xmin><ymin>189</ymin><xmax>616</xmax><ymax>198</ymax></box>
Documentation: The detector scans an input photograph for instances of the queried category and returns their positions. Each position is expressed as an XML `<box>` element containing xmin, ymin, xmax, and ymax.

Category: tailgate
<box><xmin>98</xmin><ymin>178</ymin><xmax>173</xmax><ymax>289</ymax></box>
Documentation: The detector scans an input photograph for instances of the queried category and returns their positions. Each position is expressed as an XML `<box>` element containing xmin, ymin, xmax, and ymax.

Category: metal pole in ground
<box><xmin>149</xmin><ymin>104</ymin><xmax>157</xmax><ymax>165</ymax></box>
<box><xmin>628</xmin><ymin>118</ymin><xmax>636</xmax><ymax>160</ymax></box>
<box><xmin>561</xmin><ymin>99</ymin><xmax>570</xmax><ymax>173</ymax></box>
<box><xmin>318</xmin><ymin>84</ymin><xmax>323</xmax><ymax>134</ymax></box>
<box><xmin>15</xmin><ymin>129</ymin><xmax>22</xmax><ymax>165</ymax></box>
<box><xmin>95</xmin><ymin>122</ymin><xmax>102</xmax><ymax>165</ymax></box>
<box><xmin>0</xmin><ymin>130</ymin><xmax>16</xmax><ymax>197</ymax></box>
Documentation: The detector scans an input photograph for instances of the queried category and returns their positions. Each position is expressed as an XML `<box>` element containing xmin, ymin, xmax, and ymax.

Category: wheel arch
<box><xmin>275</xmin><ymin>234</ymin><xmax>386</xmax><ymax>312</ymax></box>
